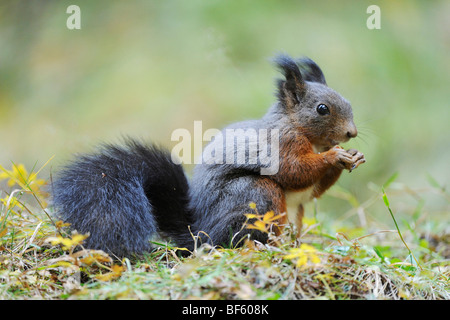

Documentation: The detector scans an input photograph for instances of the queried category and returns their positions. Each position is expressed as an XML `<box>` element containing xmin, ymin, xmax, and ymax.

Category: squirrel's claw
<box><xmin>349</xmin><ymin>152</ymin><xmax>365</xmax><ymax>172</ymax></box>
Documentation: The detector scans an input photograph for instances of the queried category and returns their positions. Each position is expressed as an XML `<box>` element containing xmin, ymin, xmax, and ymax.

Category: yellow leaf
<box><xmin>296</xmin><ymin>255</ymin><xmax>308</xmax><ymax>267</ymax></box>
<box><xmin>47</xmin><ymin>236</ymin><xmax>64</xmax><ymax>246</ymax></box>
<box><xmin>248</xmin><ymin>202</ymin><xmax>257</xmax><ymax>209</ymax></box>
<box><xmin>0</xmin><ymin>171</ymin><xmax>8</xmax><ymax>180</ymax></box>
<box><xmin>71</xmin><ymin>234</ymin><xmax>88</xmax><ymax>246</ymax></box>
<box><xmin>95</xmin><ymin>264</ymin><xmax>125</xmax><ymax>282</ymax></box>
<box><xmin>12</xmin><ymin>164</ymin><xmax>28</xmax><ymax>186</ymax></box>
<box><xmin>47</xmin><ymin>233</ymin><xmax>88</xmax><ymax>250</ymax></box>
<box><xmin>93</xmin><ymin>253</ymin><xmax>113</xmax><ymax>264</ymax></box>
<box><xmin>0</xmin><ymin>163</ymin><xmax>47</xmax><ymax>193</ymax></box>
<box><xmin>310</xmin><ymin>254</ymin><xmax>321</xmax><ymax>264</ymax></box>
<box><xmin>263</xmin><ymin>211</ymin><xmax>284</xmax><ymax>223</ymax></box>
<box><xmin>246</xmin><ymin>220</ymin><xmax>267</xmax><ymax>232</ymax></box>
<box><xmin>80</xmin><ymin>252</ymin><xmax>111</xmax><ymax>265</ymax></box>
<box><xmin>61</xmin><ymin>238</ymin><xmax>74</xmax><ymax>249</ymax></box>
<box><xmin>263</xmin><ymin>211</ymin><xmax>275</xmax><ymax>221</ymax></box>
<box><xmin>283</xmin><ymin>244</ymin><xmax>321</xmax><ymax>268</ymax></box>
<box><xmin>80</xmin><ymin>256</ymin><xmax>96</xmax><ymax>266</ymax></box>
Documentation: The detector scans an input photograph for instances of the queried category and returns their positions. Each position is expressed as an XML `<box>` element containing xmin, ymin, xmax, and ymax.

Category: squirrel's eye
<box><xmin>316</xmin><ymin>104</ymin><xmax>330</xmax><ymax>115</ymax></box>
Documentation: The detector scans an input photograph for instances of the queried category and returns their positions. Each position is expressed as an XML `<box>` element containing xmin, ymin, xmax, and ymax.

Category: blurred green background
<box><xmin>0</xmin><ymin>0</ymin><xmax>448</xmax><ymax>228</ymax></box>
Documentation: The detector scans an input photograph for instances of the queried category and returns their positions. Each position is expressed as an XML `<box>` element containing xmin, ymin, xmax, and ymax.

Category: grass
<box><xmin>0</xmin><ymin>162</ymin><xmax>449</xmax><ymax>300</ymax></box>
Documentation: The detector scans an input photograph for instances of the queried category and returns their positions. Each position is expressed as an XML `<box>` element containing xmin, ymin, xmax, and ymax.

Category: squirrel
<box><xmin>51</xmin><ymin>54</ymin><xmax>365</xmax><ymax>257</ymax></box>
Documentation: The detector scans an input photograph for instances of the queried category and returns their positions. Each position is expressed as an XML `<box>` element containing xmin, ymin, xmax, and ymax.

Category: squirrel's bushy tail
<box><xmin>52</xmin><ymin>139</ymin><xmax>193</xmax><ymax>257</ymax></box>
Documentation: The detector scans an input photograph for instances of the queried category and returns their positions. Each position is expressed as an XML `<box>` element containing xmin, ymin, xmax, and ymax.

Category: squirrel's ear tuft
<box><xmin>273</xmin><ymin>54</ymin><xmax>306</xmax><ymax>108</ymax></box>
<box><xmin>296</xmin><ymin>57</ymin><xmax>327</xmax><ymax>85</ymax></box>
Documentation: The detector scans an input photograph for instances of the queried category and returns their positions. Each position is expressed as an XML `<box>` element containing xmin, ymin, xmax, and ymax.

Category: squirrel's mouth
<box><xmin>317</xmin><ymin>139</ymin><xmax>342</xmax><ymax>152</ymax></box>
<box><xmin>312</xmin><ymin>136</ymin><xmax>349</xmax><ymax>153</ymax></box>
<box><xmin>314</xmin><ymin>142</ymin><xmax>336</xmax><ymax>153</ymax></box>
<box><xmin>324</xmin><ymin>139</ymin><xmax>340</xmax><ymax>149</ymax></box>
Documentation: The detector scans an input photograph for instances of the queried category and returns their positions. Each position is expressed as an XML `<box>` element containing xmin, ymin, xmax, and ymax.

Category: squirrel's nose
<box><xmin>346</xmin><ymin>129</ymin><xmax>357</xmax><ymax>139</ymax></box>
<box><xmin>346</xmin><ymin>124</ymin><xmax>358</xmax><ymax>139</ymax></box>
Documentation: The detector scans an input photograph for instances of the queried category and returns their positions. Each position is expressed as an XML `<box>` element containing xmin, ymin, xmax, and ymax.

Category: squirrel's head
<box><xmin>274</xmin><ymin>54</ymin><xmax>357</xmax><ymax>151</ymax></box>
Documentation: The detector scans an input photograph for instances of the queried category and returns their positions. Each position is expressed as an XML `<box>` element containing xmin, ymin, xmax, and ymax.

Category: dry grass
<box><xmin>0</xmin><ymin>163</ymin><xmax>449</xmax><ymax>300</ymax></box>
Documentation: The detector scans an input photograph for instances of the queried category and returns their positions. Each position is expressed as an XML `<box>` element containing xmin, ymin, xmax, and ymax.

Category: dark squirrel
<box><xmin>52</xmin><ymin>54</ymin><xmax>365</xmax><ymax>257</ymax></box>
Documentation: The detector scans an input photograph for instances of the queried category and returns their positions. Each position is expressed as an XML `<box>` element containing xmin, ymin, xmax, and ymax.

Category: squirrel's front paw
<box><xmin>325</xmin><ymin>146</ymin><xmax>354</xmax><ymax>170</ymax></box>
<box><xmin>346</xmin><ymin>148</ymin><xmax>366</xmax><ymax>172</ymax></box>
<box><xmin>325</xmin><ymin>146</ymin><xmax>365</xmax><ymax>171</ymax></box>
